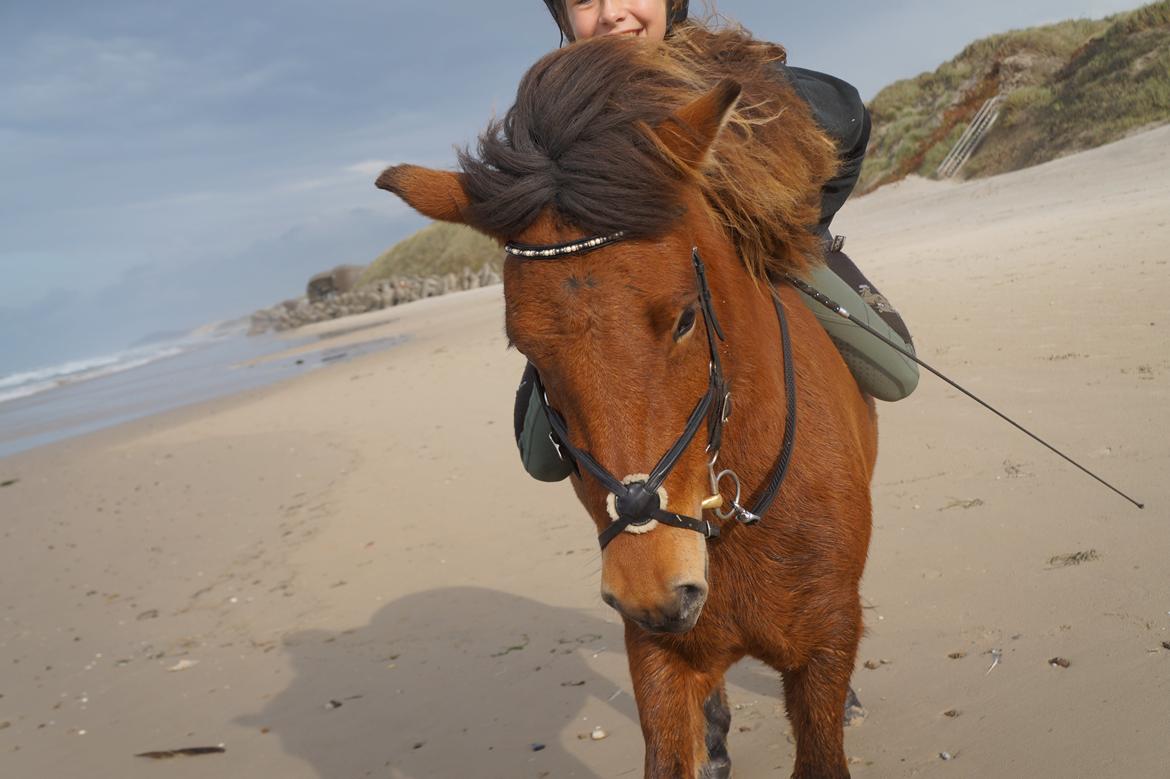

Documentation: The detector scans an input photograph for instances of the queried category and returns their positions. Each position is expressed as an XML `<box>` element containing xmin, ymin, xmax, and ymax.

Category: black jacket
<box><xmin>776</xmin><ymin>65</ymin><xmax>871</xmax><ymax>235</ymax></box>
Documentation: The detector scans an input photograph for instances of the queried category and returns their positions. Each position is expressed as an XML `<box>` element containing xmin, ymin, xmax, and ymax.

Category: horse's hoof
<box><xmin>844</xmin><ymin>686</ymin><xmax>867</xmax><ymax>727</ymax></box>
<box><xmin>700</xmin><ymin>755</ymin><xmax>732</xmax><ymax>779</ymax></box>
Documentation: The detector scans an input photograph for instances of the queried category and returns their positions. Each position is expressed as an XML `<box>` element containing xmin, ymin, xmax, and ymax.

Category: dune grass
<box><xmin>360</xmin><ymin>222</ymin><xmax>503</xmax><ymax>287</ymax></box>
<box><xmin>859</xmin><ymin>1</ymin><xmax>1170</xmax><ymax>192</ymax></box>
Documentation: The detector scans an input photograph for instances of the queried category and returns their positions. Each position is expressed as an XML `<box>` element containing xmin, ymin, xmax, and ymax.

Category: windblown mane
<box><xmin>458</xmin><ymin>27</ymin><xmax>839</xmax><ymax>278</ymax></box>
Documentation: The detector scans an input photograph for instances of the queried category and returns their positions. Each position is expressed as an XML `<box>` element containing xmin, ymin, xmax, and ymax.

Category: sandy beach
<box><xmin>2</xmin><ymin>124</ymin><xmax>1168</xmax><ymax>778</ymax></box>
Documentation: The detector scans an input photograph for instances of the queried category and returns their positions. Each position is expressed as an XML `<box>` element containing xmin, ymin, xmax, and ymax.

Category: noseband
<box><xmin>505</xmin><ymin>232</ymin><xmax>797</xmax><ymax>550</ymax></box>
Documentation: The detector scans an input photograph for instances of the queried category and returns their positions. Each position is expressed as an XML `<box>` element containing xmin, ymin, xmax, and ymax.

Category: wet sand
<box><xmin>1</xmin><ymin>125</ymin><xmax>1168</xmax><ymax>778</ymax></box>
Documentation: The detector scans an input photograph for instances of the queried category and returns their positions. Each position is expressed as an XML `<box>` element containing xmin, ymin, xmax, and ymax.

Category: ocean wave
<box><xmin>0</xmin><ymin>354</ymin><xmax>124</xmax><ymax>391</ymax></box>
<box><xmin>0</xmin><ymin>345</ymin><xmax>187</xmax><ymax>405</ymax></box>
<box><xmin>0</xmin><ymin>380</ymin><xmax>61</xmax><ymax>405</ymax></box>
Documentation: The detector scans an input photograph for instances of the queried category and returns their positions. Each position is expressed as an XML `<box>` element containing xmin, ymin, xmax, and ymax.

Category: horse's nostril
<box><xmin>675</xmin><ymin>583</ymin><xmax>707</xmax><ymax>612</ymax></box>
<box><xmin>601</xmin><ymin>590</ymin><xmax>620</xmax><ymax>611</ymax></box>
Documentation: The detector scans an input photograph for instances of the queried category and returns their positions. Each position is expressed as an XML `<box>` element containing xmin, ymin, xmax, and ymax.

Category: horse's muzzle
<box><xmin>602</xmin><ymin>581</ymin><xmax>708</xmax><ymax>634</ymax></box>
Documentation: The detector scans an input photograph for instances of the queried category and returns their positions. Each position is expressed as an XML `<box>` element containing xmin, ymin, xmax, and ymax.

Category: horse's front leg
<box><xmin>700</xmin><ymin>683</ymin><xmax>733</xmax><ymax>779</ymax></box>
<box><xmin>625</xmin><ymin>627</ymin><xmax>730</xmax><ymax>779</ymax></box>
<box><xmin>781</xmin><ymin>648</ymin><xmax>856</xmax><ymax>779</ymax></box>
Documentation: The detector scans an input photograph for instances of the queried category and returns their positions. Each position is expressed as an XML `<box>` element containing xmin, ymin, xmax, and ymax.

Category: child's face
<box><xmin>565</xmin><ymin>0</ymin><xmax>668</xmax><ymax>42</ymax></box>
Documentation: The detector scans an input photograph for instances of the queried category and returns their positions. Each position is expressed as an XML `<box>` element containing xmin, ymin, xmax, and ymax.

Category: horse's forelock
<box><xmin>460</xmin><ymin>38</ymin><xmax>685</xmax><ymax>240</ymax></box>
<box><xmin>459</xmin><ymin>30</ymin><xmax>836</xmax><ymax>277</ymax></box>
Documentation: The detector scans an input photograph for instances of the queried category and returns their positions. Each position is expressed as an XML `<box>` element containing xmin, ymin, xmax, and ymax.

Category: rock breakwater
<box><xmin>249</xmin><ymin>264</ymin><xmax>501</xmax><ymax>335</ymax></box>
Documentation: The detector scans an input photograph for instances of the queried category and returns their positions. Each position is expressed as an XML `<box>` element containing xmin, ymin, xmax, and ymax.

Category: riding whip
<box><xmin>784</xmin><ymin>273</ymin><xmax>1145</xmax><ymax>510</ymax></box>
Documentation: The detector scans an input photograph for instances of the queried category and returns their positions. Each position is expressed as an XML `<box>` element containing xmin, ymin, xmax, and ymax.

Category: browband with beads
<box><xmin>504</xmin><ymin>231</ymin><xmax>627</xmax><ymax>259</ymax></box>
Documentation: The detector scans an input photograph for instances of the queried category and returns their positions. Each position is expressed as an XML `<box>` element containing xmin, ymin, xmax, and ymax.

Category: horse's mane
<box><xmin>458</xmin><ymin>26</ymin><xmax>839</xmax><ymax>278</ymax></box>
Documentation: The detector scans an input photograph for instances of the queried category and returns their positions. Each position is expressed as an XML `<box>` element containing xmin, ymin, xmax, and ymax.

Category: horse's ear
<box><xmin>654</xmin><ymin>78</ymin><xmax>742</xmax><ymax>171</ymax></box>
<box><xmin>375</xmin><ymin>164</ymin><xmax>471</xmax><ymax>224</ymax></box>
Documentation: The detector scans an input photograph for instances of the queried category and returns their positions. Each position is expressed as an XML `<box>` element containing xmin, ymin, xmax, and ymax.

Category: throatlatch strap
<box><xmin>745</xmin><ymin>292</ymin><xmax>796</xmax><ymax>519</ymax></box>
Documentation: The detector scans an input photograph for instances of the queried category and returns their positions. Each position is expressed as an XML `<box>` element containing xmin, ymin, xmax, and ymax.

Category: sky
<box><xmin>0</xmin><ymin>0</ymin><xmax>1153</xmax><ymax>374</ymax></box>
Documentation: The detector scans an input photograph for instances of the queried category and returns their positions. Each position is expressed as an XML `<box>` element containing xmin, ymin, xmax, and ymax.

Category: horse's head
<box><xmin>377</xmin><ymin>37</ymin><xmax>832</xmax><ymax>634</ymax></box>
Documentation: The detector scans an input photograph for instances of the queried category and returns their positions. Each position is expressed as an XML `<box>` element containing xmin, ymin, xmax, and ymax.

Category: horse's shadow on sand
<box><xmin>239</xmin><ymin>587</ymin><xmax>790</xmax><ymax>778</ymax></box>
<box><xmin>240</xmin><ymin>587</ymin><xmax>616</xmax><ymax>778</ymax></box>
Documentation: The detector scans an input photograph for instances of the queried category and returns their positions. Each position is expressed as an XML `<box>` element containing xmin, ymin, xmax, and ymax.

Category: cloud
<box><xmin>0</xmin><ymin>29</ymin><xmax>296</xmax><ymax>132</ymax></box>
<box><xmin>274</xmin><ymin>158</ymin><xmax>396</xmax><ymax>194</ymax></box>
<box><xmin>346</xmin><ymin>159</ymin><xmax>391</xmax><ymax>176</ymax></box>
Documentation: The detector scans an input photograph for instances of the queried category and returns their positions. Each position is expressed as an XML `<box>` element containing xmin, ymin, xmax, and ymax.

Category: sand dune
<box><xmin>1</xmin><ymin>125</ymin><xmax>1167</xmax><ymax>778</ymax></box>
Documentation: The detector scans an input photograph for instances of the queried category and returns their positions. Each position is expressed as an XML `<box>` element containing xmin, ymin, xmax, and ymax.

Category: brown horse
<box><xmin>377</xmin><ymin>33</ymin><xmax>877</xmax><ymax>779</ymax></box>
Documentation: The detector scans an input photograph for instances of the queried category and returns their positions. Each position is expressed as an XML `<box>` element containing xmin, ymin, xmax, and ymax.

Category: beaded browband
<box><xmin>504</xmin><ymin>231</ymin><xmax>627</xmax><ymax>259</ymax></box>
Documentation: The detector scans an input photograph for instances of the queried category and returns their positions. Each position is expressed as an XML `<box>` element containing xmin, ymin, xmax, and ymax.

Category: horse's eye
<box><xmin>674</xmin><ymin>307</ymin><xmax>697</xmax><ymax>340</ymax></box>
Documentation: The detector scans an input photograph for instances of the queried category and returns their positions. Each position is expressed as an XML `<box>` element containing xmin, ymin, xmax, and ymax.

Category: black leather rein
<box><xmin>505</xmin><ymin>233</ymin><xmax>797</xmax><ymax>550</ymax></box>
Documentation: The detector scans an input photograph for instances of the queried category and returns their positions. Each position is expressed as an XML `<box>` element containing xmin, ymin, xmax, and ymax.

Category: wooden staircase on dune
<box><xmin>936</xmin><ymin>95</ymin><xmax>1004</xmax><ymax>179</ymax></box>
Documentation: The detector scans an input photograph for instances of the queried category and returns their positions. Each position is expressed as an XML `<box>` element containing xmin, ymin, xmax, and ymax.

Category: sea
<box><xmin>0</xmin><ymin>321</ymin><xmax>406</xmax><ymax>459</ymax></box>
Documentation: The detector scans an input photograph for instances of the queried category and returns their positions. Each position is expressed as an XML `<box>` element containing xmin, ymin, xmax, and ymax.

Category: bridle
<box><xmin>505</xmin><ymin>231</ymin><xmax>797</xmax><ymax>550</ymax></box>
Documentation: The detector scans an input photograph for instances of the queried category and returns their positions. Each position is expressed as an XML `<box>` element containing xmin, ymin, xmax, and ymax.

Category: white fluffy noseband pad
<box><xmin>605</xmin><ymin>474</ymin><xmax>667</xmax><ymax>536</ymax></box>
